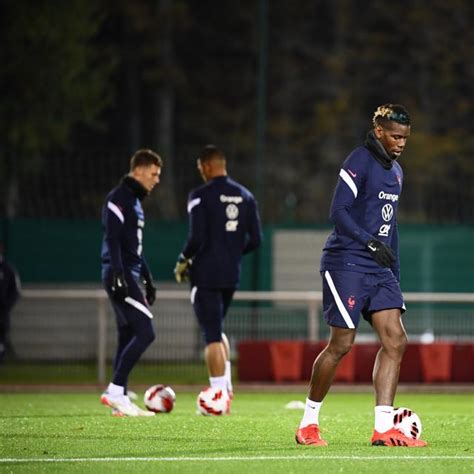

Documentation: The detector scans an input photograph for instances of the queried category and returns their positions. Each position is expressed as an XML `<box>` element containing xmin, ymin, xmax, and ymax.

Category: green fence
<box><xmin>1</xmin><ymin>219</ymin><xmax>473</xmax><ymax>292</ymax></box>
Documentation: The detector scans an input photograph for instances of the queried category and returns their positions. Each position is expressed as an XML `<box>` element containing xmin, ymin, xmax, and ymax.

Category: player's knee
<box><xmin>138</xmin><ymin>327</ymin><xmax>155</xmax><ymax>347</ymax></box>
<box><xmin>383</xmin><ymin>331</ymin><xmax>407</xmax><ymax>356</ymax></box>
<box><xmin>327</xmin><ymin>339</ymin><xmax>353</xmax><ymax>359</ymax></box>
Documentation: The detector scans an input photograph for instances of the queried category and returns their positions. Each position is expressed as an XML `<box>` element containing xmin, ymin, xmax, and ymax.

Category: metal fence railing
<box><xmin>9</xmin><ymin>289</ymin><xmax>474</xmax><ymax>384</ymax></box>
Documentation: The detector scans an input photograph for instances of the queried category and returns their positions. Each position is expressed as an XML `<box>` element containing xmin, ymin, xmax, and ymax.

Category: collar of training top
<box><xmin>121</xmin><ymin>175</ymin><xmax>148</xmax><ymax>201</ymax></box>
<box><xmin>364</xmin><ymin>130</ymin><xmax>394</xmax><ymax>170</ymax></box>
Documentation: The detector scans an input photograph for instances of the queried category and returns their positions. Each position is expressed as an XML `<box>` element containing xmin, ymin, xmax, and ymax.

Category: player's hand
<box><xmin>144</xmin><ymin>281</ymin><xmax>157</xmax><ymax>306</ymax></box>
<box><xmin>174</xmin><ymin>254</ymin><xmax>191</xmax><ymax>283</ymax></box>
<box><xmin>367</xmin><ymin>239</ymin><xmax>396</xmax><ymax>268</ymax></box>
<box><xmin>111</xmin><ymin>271</ymin><xmax>129</xmax><ymax>301</ymax></box>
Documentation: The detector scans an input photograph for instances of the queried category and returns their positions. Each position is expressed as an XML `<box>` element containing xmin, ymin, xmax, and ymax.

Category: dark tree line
<box><xmin>1</xmin><ymin>0</ymin><xmax>472</xmax><ymax>223</ymax></box>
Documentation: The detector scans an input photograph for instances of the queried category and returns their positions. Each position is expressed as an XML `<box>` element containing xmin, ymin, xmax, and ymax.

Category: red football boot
<box><xmin>371</xmin><ymin>428</ymin><xmax>427</xmax><ymax>447</ymax></box>
<box><xmin>295</xmin><ymin>424</ymin><xmax>328</xmax><ymax>446</ymax></box>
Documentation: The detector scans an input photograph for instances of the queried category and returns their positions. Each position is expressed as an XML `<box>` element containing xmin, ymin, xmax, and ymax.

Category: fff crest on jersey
<box><xmin>226</xmin><ymin>204</ymin><xmax>239</xmax><ymax>220</ymax></box>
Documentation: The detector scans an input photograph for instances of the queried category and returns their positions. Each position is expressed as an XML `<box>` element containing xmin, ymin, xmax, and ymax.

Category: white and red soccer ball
<box><xmin>393</xmin><ymin>407</ymin><xmax>422</xmax><ymax>439</ymax></box>
<box><xmin>196</xmin><ymin>387</ymin><xmax>230</xmax><ymax>416</ymax></box>
<box><xmin>144</xmin><ymin>384</ymin><xmax>176</xmax><ymax>413</ymax></box>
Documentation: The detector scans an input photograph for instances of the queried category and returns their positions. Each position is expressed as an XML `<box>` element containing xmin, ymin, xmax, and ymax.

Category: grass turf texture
<box><xmin>0</xmin><ymin>392</ymin><xmax>472</xmax><ymax>473</ymax></box>
<box><xmin>0</xmin><ymin>362</ymin><xmax>208</xmax><ymax>385</ymax></box>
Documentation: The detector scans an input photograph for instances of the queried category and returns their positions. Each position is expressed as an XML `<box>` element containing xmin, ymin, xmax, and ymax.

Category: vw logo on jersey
<box><xmin>226</xmin><ymin>203</ymin><xmax>239</xmax><ymax>220</ymax></box>
<box><xmin>381</xmin><ymin>204</ymin><xmax>393</xmax><ymax>222</ymax></box>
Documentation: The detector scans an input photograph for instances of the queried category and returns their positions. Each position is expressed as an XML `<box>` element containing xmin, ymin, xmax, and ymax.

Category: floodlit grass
<box><xmin>0</xmin><ymin>392</ymin><xmax>472</xmax><ymax>473</ymax></box>
<box><xmin>0</xmin><ymin>362</ymin><xmax>207</xmax><ymax>385</ymax></box>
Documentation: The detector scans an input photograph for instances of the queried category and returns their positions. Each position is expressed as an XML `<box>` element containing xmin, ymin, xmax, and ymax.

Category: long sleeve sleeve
<box><xmin>329</xmin><ymin>170</ymin><xmax>373</xmax><ymax>246</ymax></box>
<box><xmin>390</xmin><ymin>221</ymin><xmax>400</xmax><ymax>281</ymax></box>
<box><xmin>104</xmin><ymin>200</ymin><xmax>125</xmax><ymax>273</ymax></box>
<box><xmin>243</xmin><ymin>197</ymin><xmax>263</xmax><ymax>255</ymax></box>
<box><xmin>181</xmin><ymin>193</ymin><xmax>207</xmax><ymax>259</ymax></box>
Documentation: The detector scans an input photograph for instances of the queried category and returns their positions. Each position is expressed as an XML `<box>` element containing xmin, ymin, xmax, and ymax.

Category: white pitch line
<box><xmin>0</xmin><ymin>455</ymin><xmax>473</xmax><ymax>463</ymax></box>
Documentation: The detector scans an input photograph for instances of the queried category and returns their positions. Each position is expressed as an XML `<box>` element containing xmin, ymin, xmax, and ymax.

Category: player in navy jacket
<box><xmin>296</xmin><ymin>105</ymin><xmax>427</xmax><ymax>447</ymax></box>
<box><xmin>174</xmin><ymin>145</ymin><xmax>262</xmax><ymax>407</ymax></box>
<box><xmin>100</xmin><ymin>149</ymin><xmax>162</xmax><ymax>417</ymax></box>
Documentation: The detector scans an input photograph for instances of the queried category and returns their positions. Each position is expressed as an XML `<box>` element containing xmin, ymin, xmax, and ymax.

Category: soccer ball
<box><xmin>144</xmin><ymin>384</ymin><xmax>176</xmax><ymax>413</ymax></box>
<box><xmin>196</xmin><ymin>387</ymin><xmax>229</xmax><ymax>416</ymax></box>
<box><xmin>393</xmin><ymin>407</ymin><xmax>422</xmax><ymax>439</ymax></box>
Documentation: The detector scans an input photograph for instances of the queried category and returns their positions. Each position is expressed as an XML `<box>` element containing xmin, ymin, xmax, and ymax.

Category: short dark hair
<box><xmin>373</xmin><ymin>104</ymin><xmax>411</xmax><ymax>128</ymax></box>
<box><xmin>198</xmin><ymin>145</ymin><xmax>225</xmax><ymax>162</ymax></box>
<box><xmin>130</xmin><ymin>149</ymin><xmax>163</xmax><ymax>170</ymax></box>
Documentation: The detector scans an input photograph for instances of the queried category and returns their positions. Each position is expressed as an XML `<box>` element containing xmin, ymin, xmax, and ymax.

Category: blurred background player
<box><xmin>174</xmin><ymin>145</ymin><xmax>262</xmax><ymax>410</ymax></box>
<box><xmin>0</xmin><ymin>243</ymin><xmax>21</xmax><ymax>364</ymax></box>
<box><xmin>100</xmin><ymin>149</ymin><xmax>162</xmax><ymax>416</ymax></box>
<box><xmin>296</xmin><ymin>104</ymin><xmax>427</xmax><ymax>447</ymax></box>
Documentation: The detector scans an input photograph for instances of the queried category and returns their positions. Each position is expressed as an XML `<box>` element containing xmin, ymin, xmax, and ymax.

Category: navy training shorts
<box><xmin>190</xmin><ymin>287</ymin><xmax>235</xmax><ymax>344</ymax></box>
<box><xmin>321</xmin><ymin>270</ymin><xmax>405</xmax><ymax>329</ymax></box>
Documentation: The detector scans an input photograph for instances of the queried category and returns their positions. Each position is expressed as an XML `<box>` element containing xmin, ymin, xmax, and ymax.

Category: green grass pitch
<box><xmin>0</xmin><ymin>392</ymin><xmax>472</xmax><ymax>473</ymax></box>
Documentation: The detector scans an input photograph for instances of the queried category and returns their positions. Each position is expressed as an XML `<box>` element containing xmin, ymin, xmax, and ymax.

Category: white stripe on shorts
<box><xmin>324</xmin><ymin>271</ymin><xmax>355</xmax><ymax>329</ymax></box>
<box><xmin>124</xmin><ymin>297</ymin><xmax>153</xmax><ymax>319</ymax></box>
<box><xmin>190</xmin><ymin>286</ymin><xmax>197</xmax><ymax>305</ymax></box>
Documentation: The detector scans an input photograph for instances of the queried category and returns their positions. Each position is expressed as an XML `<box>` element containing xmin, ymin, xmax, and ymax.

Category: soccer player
<box><xmin>0</xmin><ymin>243</ymin><xmax>21</xmax><ymax>363</ymax></box>
<box><xmin>296</xmin><ymin>105</ymin><xmax>427</xmax><ymax>447</ymax></box>
<box><xmin>100</xmin><ymin>149</ymin><xmax>162</xmax><ymax>417</ymax></box>
<box><xmin>174</xmin><ymin>145</ymin><xmax>262</xmax><ymax>409</ymax></box>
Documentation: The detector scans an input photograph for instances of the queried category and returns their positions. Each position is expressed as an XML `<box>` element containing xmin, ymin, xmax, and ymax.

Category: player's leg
<box><xmin>113</xmin><ymin>325</ymin><xmax>138</xmax><ymax>400</ymax></box>
<box><xmin>308</xmin><ymin>326</ymin><xmax>356</xmax><ymax>402</ymax></box>
<box><xmin>221</xmin><ymin>288</ymin><xmax>235</xmax><ymax>395</ymax></box>
<box><xmin>102</xmin><ymin>307</ymin><xmax>155</xmax><ymax>416</ymax></box>
<box><xmin>100</xmin><ymin>297</ymin><xmax>138</xmax><ymax>415</ymax></box>
<box><xmin>371</xmin><ymin>308</ymin><xmax>407</xmax><ymax>407</ymax></box>
<box><xmin>112</xmin><ymin>304</ymin><xmax>155</xmax><ymax>389</ymax></box>
<box><xmin>204</xmin><ymin>341</ymin><xmax>226</xmax><ymax>378</ymax></box>
<box><xmin>366</xmin><ymin>274</ymin><xmax>427</xmax><ymax>446</ymax></box>
<box><xmin>192</xmin><ymin>287</ymin><xmax>228</xmax><ymax>392</ymax></box>
<box><xmin>369</xmin><ymin>313</ymin><xmax>426</xmax><ymax>447</ymax></box>
<box><xmin>296</xmin><ymin>270</ymin><xmax>364</xmax><ymax>446</ymax></box>
<box><xmin>370</xmin><ymin>308</ymin><xmax>416</xmax><ymax>443</ymax></box>
<box><xmin>0</xmin><ymin>311</ymin><xmax>5</xmax><ymax>363</ymax></box>
<box><xmin>101</xmin><ymin>275</ymin><xmax>156</xmax><ymax>416</ymax></box>
<box><xmin>221</xmin><ymin>333</ymin><xmax>233</xmax><ymax>394</ymax></box>
<box><xmin>113</xmin><ymin>322</ymin><xmax>134</xmax><ymax>390</ymax></box>
<box><xmin>221</xmin><ymin>332</ymin><xmax>230</xmax><ymax>361</ymax></box>
<box><xmin>296</xmin><ymin>326</ymin><xmax>355</xmax><ymax>445</ymax></box>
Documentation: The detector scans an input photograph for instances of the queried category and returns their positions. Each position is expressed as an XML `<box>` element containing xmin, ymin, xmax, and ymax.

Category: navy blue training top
<box><xmin>101</xmin><ymin>177</ymin><xmax>151</xmax><ymax>279</ymax></box>
<box><xmin>181</xmin><ymin>175</ymin><xmax>262</xmax><ymax>288</ymax></box>
<box><xmin>320</xmin><ymin>146</ymin><xmax>403</xmax><ymax>279</ymax></box>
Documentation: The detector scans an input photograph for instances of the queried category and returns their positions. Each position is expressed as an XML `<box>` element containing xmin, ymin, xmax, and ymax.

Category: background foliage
<box><xmin>0</xmin><ymin>0</ymin><xmax>473</xmax><ymax>224</ymax></box>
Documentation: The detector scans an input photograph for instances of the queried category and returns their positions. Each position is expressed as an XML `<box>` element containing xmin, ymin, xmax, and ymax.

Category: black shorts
<box><xmin>190</xmin><ymin>287</ymin><xmax>235</xmax><ymax>344</ymax></box>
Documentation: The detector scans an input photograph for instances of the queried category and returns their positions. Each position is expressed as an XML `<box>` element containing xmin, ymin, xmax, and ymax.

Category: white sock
<box><xmin>299</xmin><ymin>398</ymin><xmax>323</xmax><ymax>428</ymax></box>
<box><xmin>209</xmin><ymin>375</ymin><xmax>228</xmax><ymax>393</ymax></box>
<box><xmin>107</xmin><ymin>383</ymin><xmax>124</xmax><ymax>397</ymax></box>
<box><xmin>225</xmin><ymin>361</ymin><xmax>233</xmax><ymax>393</ymax></box>
<box><xmin>374</xmin><ymin>405</ymin><xmax>394</xmax><ymax>433</ymax></box>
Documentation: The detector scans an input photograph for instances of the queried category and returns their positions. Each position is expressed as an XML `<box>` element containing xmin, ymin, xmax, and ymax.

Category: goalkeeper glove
<box><xmin>367</xmin><ymin>239</ymin><xmax>396</xmax><ymax>268</ymax></box>
<box><xmin>111</xmin><ymin>271</ymin><xmax>129</xmax><ymax>302</ymax></box>
<box><xmin>143</xmin><ymin>279</ymin><xmax>157</xmax><ymax>306</ymax></box>
<box><xmin>174</xmin><ymin>254</ymin><xmax>191</xmax><ymax>283</ymax></box>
